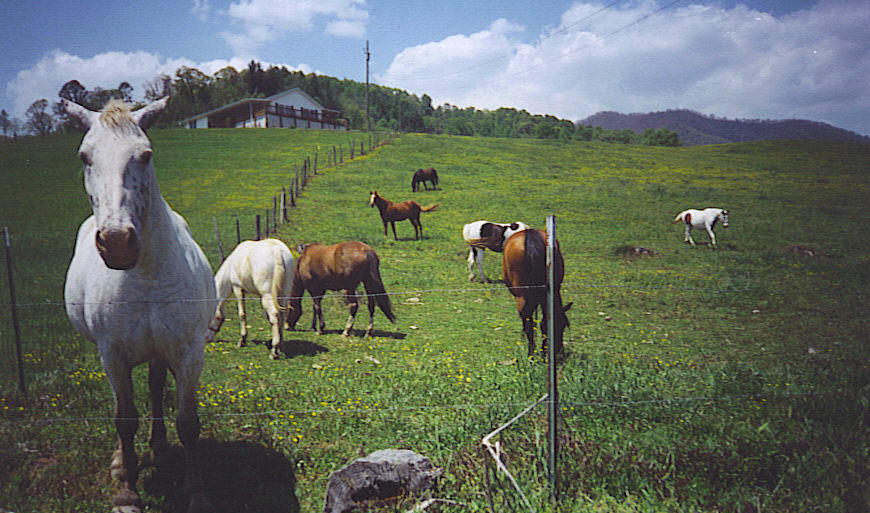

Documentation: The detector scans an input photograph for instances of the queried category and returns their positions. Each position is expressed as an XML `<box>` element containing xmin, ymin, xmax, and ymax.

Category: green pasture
<box><xmin>1</xmin><ymin>130</ymin><xmax>868</xmax><ymax>512</ymax></box>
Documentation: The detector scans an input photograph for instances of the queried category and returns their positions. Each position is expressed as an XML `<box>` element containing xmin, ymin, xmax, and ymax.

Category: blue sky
<box><xmin>3</xmin><ymin>0</ymin><xmax>868</xmax><ymax>134</ymax></box>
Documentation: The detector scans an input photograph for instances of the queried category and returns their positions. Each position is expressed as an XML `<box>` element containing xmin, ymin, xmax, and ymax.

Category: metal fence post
<box><xmin>2</xmin><ymin>227</ymin><xmax>26</xmax><ymax>396</ymax></box>
<box><xmin>546</xmin><ymin>215</ymin><xmax>558</xmax><ymax>503</ymax></box>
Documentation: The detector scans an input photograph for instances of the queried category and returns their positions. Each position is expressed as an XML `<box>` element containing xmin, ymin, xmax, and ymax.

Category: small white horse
<box><xmin>206</xmin><ymin>238</ymin><xmax>295</xmax><ymax>359</ymax></box>
<box><xmin>462</xmin><ymin>220</ymin><xmax>529</xmax><ymax>282</ymax></box>
<box><xmin>672</xmin><ymin>208</ymin><xmax>730</xmax><ymax>247</ymax></box>
<box><xmin>63</xmin><ymin>98</ymin><xmax>216</xmax><ymax>513</ymax></box>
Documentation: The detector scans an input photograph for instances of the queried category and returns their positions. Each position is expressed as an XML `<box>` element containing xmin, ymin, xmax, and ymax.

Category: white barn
<box><xmin>181</xmin><ymin>88</ymin><xmax>347</xmax><ymax>130</ymax></box>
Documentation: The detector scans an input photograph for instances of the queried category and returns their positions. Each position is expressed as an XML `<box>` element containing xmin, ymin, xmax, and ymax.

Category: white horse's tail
<box><xmin>672</xmin><ymin>211</ymin><xmax>687</xmax><ymax>224</ymax></box>
<box><xmin>270</xmin><ymin>246</ymin><xmax>287</xmax><ymax>317</ymax></box>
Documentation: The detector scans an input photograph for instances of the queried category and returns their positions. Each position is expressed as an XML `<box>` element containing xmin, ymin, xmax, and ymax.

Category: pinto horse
<box><xmin>206</xmin><ymin>238</ymin><xmax>295</xmax><ymax>359</ymax></box>
<box><xmin>672</xmin><ymin>208</ymin><xmax>730</xmax><ymax>247</ymax></box>
<box><xmin>411</xmin><ymin>167</ymin><xmax>439</xmax><ymax>192</ymax></box>
<box><xmin>287</xmin><ymin>241</ymin><xmax>396</xmax><ymax>337</ymax></box>
<box><xmin>502</xmin><ymin>229</ymin><xmax>572</xmax><ymax>356</ymax></box>
<box><xmin>463</xmin><ymin>220</ymin><xmax>529</xmax><ymax>282</ymax></box>
<box><xmin>369</xmin><ymin>191</ymin><xmax>440</xmax><ymax>240</ymax></box>
<box><xmin>63</xmin><ymin>98</ymin><xmax>216</xmax><ymax>513</ymax></box>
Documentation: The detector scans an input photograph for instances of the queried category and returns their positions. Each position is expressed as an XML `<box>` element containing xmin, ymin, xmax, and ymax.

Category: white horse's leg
<box><xmin>261</xmin><ymin>295</ymin><xmax>283</xmax><ymax>359</ymax></box>
<box><xmin>475</xmin><ymin>248</ymin><xmax>488</xmax><ymax>282</ymax></box>
<box><xmin>235</xmin><ymin>287</ymin><xmax>247</xmax><ymax>347</ymax></box>
<box><xmin>173</xmin><ymin>356</ymin><xmax>214</xmax><ymax>513</ymax></box>
<box><xmin>147</xmin><ymin>359</ymin><xmax>169</xmax><ymax>456</ymax></box>
<box><xmin>104</xmin><ymin>357</ymin><xmax>143</xmax><ymax>512</ymax></box>
<box><xmin>707</xmin><ymin>225</ymin><xmax>717</xmax><ymax>247</ymax></box>
<box><xmin>685</xmin><ymin>225</ymin><xmax>695</xmax><ymax>245</ymax></box>
<box><xmin>467</xmin><ymin>248</ymin><xmax>477</xmax><ymax>281</ymax></box>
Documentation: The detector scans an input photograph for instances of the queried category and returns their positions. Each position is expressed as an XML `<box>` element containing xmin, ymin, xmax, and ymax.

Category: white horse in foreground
<box><xmin>462</xmin><ymin>220</ymin><xmax>528</xmax><ymax>282</ymax></box>
<box><xmin>206</xmin><ymin>238</ymin><xmax>295</xmax><ymax>359</ymax></box>
<box><xmin>63</xmin><ymin>99</ymin><xmax>216</xmax><ymax>512</ymax></box>
<box><xmin>672</xmin><ymin>208</ymin><xmax>730</xmax><ymax>247</ymax></box>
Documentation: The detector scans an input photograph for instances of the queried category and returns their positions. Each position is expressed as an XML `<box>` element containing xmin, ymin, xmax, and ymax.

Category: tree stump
<box><xmin>323</xmin><ymin>449</ymin><xmax>442</xmax><ymax>513</ymax></box>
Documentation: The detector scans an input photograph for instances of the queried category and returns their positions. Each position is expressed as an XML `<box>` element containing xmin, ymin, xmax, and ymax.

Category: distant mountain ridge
<box><xmin>579</xmin><ymin>109</ymin><xmax>869</xmax><ymax>146</ymax></box>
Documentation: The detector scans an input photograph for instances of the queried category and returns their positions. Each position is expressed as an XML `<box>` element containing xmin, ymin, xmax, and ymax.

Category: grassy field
<box><xmin>1</xmin><ymin>129</ymin><xmax>868</xmax><ymax>512</ymax></box>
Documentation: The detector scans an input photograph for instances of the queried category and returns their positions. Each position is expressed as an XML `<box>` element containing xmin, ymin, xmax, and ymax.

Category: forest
<box><xmin>0</xmin><ymin>60</ymin><xmax>680</xmax><ymax>146</ymax></box>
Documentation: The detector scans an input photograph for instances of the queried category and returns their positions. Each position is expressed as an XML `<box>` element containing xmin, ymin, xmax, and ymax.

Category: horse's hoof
<box><xmin>270</xmin><ymin>352</ymin><xmax>281</xmax><ymax>360</ymax></box>
<box><xmin>113</xmin><ymin>506</ymin><xmax>142</xmax><ymax>513</ymax></box>
<box><xmin>112</xmin><ymin>489</ymin><xmax>144</xmax><ymax>512</ymax></box>
<box><xmin>238</xmin><ymin>339</ymin><xmax>246</xmax><ymax>348</ymax></box>
<box><xmin>341</xmin><ymin>330</ymin><xmax>351</xmax><ymax>337</ymax></box>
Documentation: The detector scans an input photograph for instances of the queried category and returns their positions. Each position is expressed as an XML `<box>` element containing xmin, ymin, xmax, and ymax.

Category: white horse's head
<box><xmin>64</xmin><ymin>97</ymin><xmax>168</xmax><ymax>270</ymax></box>
<box><xmin>720</xmin><ymin>209</ymin><xmax>730</xmax><ymax>228</ymax></box>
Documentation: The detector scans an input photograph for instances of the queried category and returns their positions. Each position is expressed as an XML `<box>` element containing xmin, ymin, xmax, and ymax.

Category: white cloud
<box><xmin>190</xmin><ymin>0</ymin><xmax>211</xmax><ymax>21</ymax></box>
<box><xmin>222</xmin><ymin>0</ymin><xmax>369</xmax><ymax>57</ymax></box>
<box><xmin>379</xmin><ymin>0</ymin><xmax>870</xmax><ymax>134</ymax></box>
<box><xmin>3</xmin><ymin>50</ymin><xmax>311</xmax><ymax>118</ymax></box>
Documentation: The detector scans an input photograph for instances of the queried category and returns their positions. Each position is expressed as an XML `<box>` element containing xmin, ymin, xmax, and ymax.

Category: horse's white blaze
<box><xmin>208</xmin><ymin>239</ymin><xmax>295</xmax><ymax>359</ymax></box>
<box><xmin>462</xmin><ymin>220</ymin><xmax>529</xmax><ymax>282</ymax></box>
<box><xmin>673</xmin><ymin>208</ymin><xmax>729</xmax><ymax>247</ymax></box>
<box><xmin>63</xmin><ymin>98</ymin><xmax>216</xmax><ymax>512</ymax></box>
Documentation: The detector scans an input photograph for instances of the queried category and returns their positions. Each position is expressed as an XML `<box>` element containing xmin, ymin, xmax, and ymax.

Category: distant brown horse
<box><xmin>411</xmin><ymin>167</ymin><xmax>439</xmax><ymax>192</ymax></box>
<box><xmin>369</xmin><ymin>191</ymin><xmax>440</xmax><ymax>240</ymax></box>
<box><xmin>502</xmin><ymin>229</ymin><xmax>572</xmax><ymax>356</ymax></box>
<box><xmin>287</xmin><ymin>241</ymin><xmax>396</xmax><ymax>337</ymax></box>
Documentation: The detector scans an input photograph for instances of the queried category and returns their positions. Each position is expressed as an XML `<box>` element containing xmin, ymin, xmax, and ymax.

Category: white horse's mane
<box><xmin>100</xmin><ymin>99</ymin><xmax>137</xmax><ymax>132</ymax></box>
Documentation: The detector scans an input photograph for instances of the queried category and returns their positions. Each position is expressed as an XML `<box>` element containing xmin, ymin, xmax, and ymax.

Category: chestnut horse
<box><xmin>502</xmin><ymin>229</ymin><xmax>572</xmax><ymax>356</ymax></box>
<box><xmin>411</xmin><ymin>167</ymin><xmax>439</xmax><ymax>192</ymax></box>
<box><xmin>369</xmin><ymin>191</ymin><xmax>440</xmax><ymax>240</ymax></box>
<box><xmin>287</xmin><ymin>241</ymin><xmax>396</xmax><ymax>337</ymax></box>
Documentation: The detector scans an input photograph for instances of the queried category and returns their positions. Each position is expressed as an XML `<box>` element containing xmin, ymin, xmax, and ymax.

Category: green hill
<box><xmin>1</xmin><ymin>131</ymin><xmax>868</xmax><ymax>512</ymax></box>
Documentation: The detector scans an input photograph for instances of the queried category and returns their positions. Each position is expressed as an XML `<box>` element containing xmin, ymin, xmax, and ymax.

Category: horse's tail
<box><xmin>411</xmin><ymin>171</ymin><xmax>418</xmax><ymax>191</ymax></box>
<box><xmin>523</xmin><ymin>229</ymin><xmax>548</xmax><ymax>286</ymax></box>
<box><xmin>365</xmin><ymin>251</ymin><xmax>396</xmax><ymax>323</ymax></box>
<box><xmin>432</xmin><ymin>168</ymin><xmax>438</xmax><ymax>186</ymax></box>
<box><xmin>672</xmin><ymin>211</ymin><xmax>686</xmax><ymax>224</ymax></box>
<box><xmin>270</xmin><ymin>246</ymin><xmax>287</xmax><ymax>317</ymax></box>
<box><xmin>420</xmin><ymin>203</ymin><xmax>440</xmax><ymax>212</ymax></box>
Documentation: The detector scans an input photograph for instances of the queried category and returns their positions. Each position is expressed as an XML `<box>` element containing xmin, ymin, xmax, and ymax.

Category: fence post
<box><xmin>272</xmin><ymin>196</ymin><xmax>278</xmax><ymax>232</ymax></box>
<box><xmin>255</xmin><ymin>215</ymin><xmax>261</xmax><ymax>240</ymax></box>
<box><xmin>333</xmin><ymin>146</ymin><xmax>337</xmax><ymax>167</ymax></box>
<box><xmin>340</xmin><ymin>146</ymin><xmax>344</xmax><ymax>163</ymax></box>
<box><xmin>314</xmin><ymin>153</ymin><xmax>318</xmax><ymax>174</ymax></box>
<box><xmin>2</xmin><ymin>227</ymin><xmax>26</xmax><ymax>396</ymax></box>
<box><xmin>282</xmin><ymin>187</ymin><xmax>288</xmax><ymax>221</ymax></box>
<box><xmin>546</xmin><ymin>214</ymin><xmax>559</xmax><ymax>503</ymax></box>
<box><xmin>212</xmin><ymin>217</ymin><xmax>225</xmax><ymax>263</ymax></box>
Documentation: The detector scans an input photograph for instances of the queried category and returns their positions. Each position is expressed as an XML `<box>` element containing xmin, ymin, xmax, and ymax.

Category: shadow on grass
<box><xmin>144</xmin><ymin>438</ymin><xmax>299</xmax><ymax>513</ymax></box>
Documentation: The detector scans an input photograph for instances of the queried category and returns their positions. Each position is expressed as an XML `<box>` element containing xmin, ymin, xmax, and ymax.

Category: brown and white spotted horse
<box><xmin>672</xmin><ymin>208</ymin><xmax>729</xmax><ymax>247</ymax></box>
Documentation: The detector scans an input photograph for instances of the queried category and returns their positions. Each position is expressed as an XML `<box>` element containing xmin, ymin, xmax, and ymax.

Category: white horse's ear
<box><xmin>62</xmin><ymin>99</ymin><xmax>98</xmax><ymax>129</ymax></box>
<box><xmin>132</xmin><ymin>97</ymin><xmax>169</xmax><ymax>130</ymax></box>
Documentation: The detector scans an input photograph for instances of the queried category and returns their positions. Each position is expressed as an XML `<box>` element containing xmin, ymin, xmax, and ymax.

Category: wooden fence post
<box><xmin>282</xmin><ymin>187</ymin><xmax>288</xmax><ymax>221</ymax></box>
<box><xmin>2</xmin><ymin>227</ymin><xmax>26</xmax><ymax>396</ymax></box>
<box><xmin>255</xmin><ymin>215</ymin><xmax>261</xmax><ymax>240</ymax></box>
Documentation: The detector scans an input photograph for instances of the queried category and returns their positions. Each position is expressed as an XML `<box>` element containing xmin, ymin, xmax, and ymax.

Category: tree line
<box><xmin>1</xmin><ymin>61</ymin><xmax>680</xmax><ymax>146</ymax></box>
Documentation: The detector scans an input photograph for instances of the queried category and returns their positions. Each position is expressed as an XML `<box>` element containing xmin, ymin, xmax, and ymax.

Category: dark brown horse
<box><xmin>369</xmin><ymin>191</ymin><xmax>440</xmax><ymax>240</ymax></box>
<box><xmin>502</xmin><ymin>229</ymin><xmax>572</xmax><ymax>356</ymax></box>
<box><xmin>287</xmin><ymin>241</ymin><xmax>395</xmax><ymax>337</ymax></box>
<box><xmin>411</xmin><ymin>167</ymin><xmax>439</xmax><ymax>192</ymax></box>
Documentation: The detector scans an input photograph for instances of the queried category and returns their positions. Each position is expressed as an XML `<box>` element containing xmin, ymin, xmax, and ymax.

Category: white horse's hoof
<box><xmin>113</xmin><ymin>506</ymin><xmax>142</xmax><ymax>513</ymax></box>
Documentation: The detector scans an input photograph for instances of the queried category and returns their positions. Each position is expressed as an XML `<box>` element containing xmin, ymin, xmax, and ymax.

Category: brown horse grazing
<box><xmin>369</xmin><ymin>191</ymin><xmax>440</xmax><ymax>240</ymax></box>
<box><xmin>411</xmin><ymin>167</ymin><xmax>439</xmax><ymax>192</ymax></box>
<box><xmin>502</xmin><ymin>229</ymin><xmax>572</xmax><ymax>356</ymax></box>
<box><xmin>287</xmin><ymin>241</ymin><xmax>396</xmax><ymax>337</ymax></box>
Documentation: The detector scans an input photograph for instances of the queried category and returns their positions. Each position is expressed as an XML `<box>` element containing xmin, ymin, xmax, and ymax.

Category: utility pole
<box><xmin>365</xmin><ymin>40</ymin><xmax>371</xmax><ymax>131</ymax></box>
